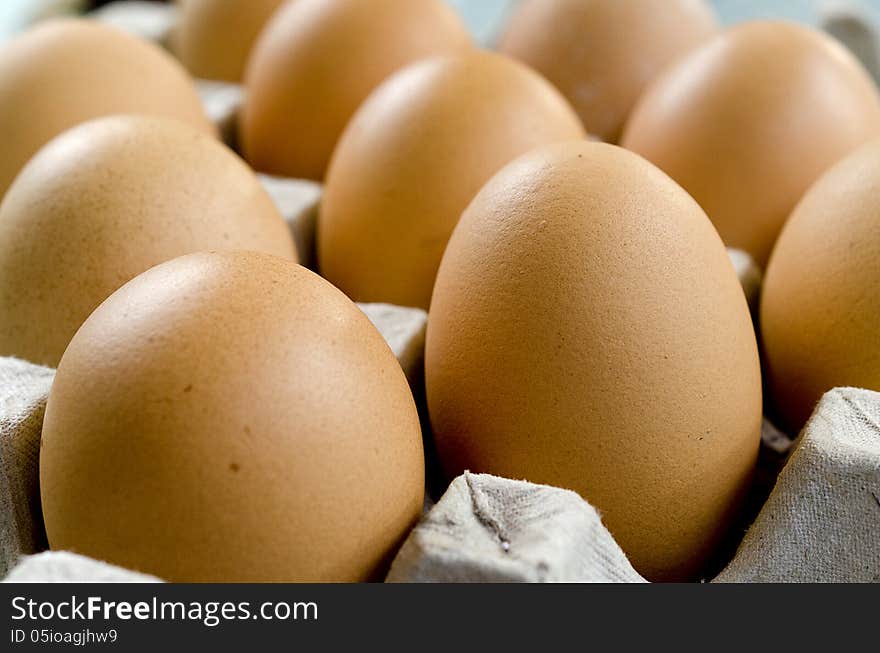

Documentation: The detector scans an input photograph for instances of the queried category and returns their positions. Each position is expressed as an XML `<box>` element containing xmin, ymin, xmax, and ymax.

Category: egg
<box><xmin>622</xmin><ymin>21</ymin><xmax>880</xmax><ymax>267</ymax></box>
<box><xmin>0</xmin><ymin>19</ymin><xmax>214</xmax><ymax>199</ymax></box>
<box><xmin>0</xmin><ymin>115</ymin><xmax>295</xmax><ymax>368</ymax></box>
<box><xmin>426</xmin><ymin>141</ymin><xmax>762</xmax><ymax>581</ymax></box>
<box><xmin>319</xmin><ymin>50</ymin><xmax>585</xmax><ymax>310</ymax></box>
<box><xmin>40</xmin><ymin>251</ymin><xmax>424</xmax><ymax>582</ymax></box>
<box><xmin>240</xmin><ymin>0</ymin><xmax>473</xmax><ymax>181</ymax></box>
<box><xmin>173</xmin><ymin>0</ymin><xmax>285</xmax><ymax>82</ymax></box>
<box><xmin>499</xmin><ymin>0</ymin><xmax>718</xmax><ymax>143</ymax></box>
<box><xmin>761</xmin><ymin>141</ymin><xmax>880</xmax><ymax>432</ymax></box>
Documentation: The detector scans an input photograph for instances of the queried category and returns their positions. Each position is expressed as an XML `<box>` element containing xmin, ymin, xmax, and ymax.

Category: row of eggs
<box><xmin>0</xmin><ymin>0</ymin><xmax>876</xmax><ymax>582</ymax></box>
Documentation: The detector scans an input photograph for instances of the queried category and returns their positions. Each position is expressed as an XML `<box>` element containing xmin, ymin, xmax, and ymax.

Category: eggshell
<box><xmin>241</xmin><ymin>0</ymin><xmax>473</xmax><ymax>181</ymax></box>
<box><xmin>761</xmin><ymin>141</ymin><xmax>880</xmax><ymax>432</ymax></box>
<box><xmin>40</xmin><ymin>251</ymin><xmax>424</xmax><ymax>582</ymax></box>
<box><xmin>0</xmin><ymin>19</ymin><xmax>214</xmax><ymax>199</ymax></box>
<box><xmin>173</xmin><ymin>0</ymin><xmax>285</xmax><ymax>82</ymax></box>
<box><xmin>319</xmin><ymin>50</ymin><xmax>586</xmax><ymax>309</ymax></box>
<box><xmin>499</xmin><ymin>0</ymin><xmax>718</xmax><ymax>143</ymax></box>
<box><xmin>0</xmin><ymin>115</ymin><xmax>296</xmax><ymax>368</ymax></box>
<box><xmin>426</xmin><ymin>141</ymin><xmax>762</xmax><ymax>581</ymax></box>
<box><xmin>622</xmin><ymin>21</ymin><xmax>880</xmax><ymax>266</ymax></box>
<box><xmin>91</xmin><ymin>0</ymin><xmax>178</xmax><ymax>47</ymax></box>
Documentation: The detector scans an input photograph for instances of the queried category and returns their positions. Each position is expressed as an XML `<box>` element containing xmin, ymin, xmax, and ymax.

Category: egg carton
<box><xmin>3</xmin><ymin>330</ymin><xmax>879</xmax><ymax>583</ymax></box>
<box><xmin>0</xmin><ymin>94</ymin><xmax>872</xmax><ymax>587</ymax></box>
<box><xmin>2</xmin><ymin>2</ymin><xmax>874</xmax><ymax>583</ymax></box>
<box><xmin>388</xmin><ymin>385</ymin><xmax>880</xmax><ymax>583</ymax></box>
<box><xmin>0</xmin><ymin>166</ymin><xmax>843</xmax><ymax>585</ymax></box>
<box><xmin>0</xmin><ymin>136</ymin><xmax>781</xmax><ymax>583</ymax></box>
<box><xmin>0</xmin><ymin>130</ymin><xmax>793</xmax><ymax>583</ymax></box>
<box><xmin>89</xmin><ymin>1</ymin><xmax>178</xmax><ymax>49</ymax></box>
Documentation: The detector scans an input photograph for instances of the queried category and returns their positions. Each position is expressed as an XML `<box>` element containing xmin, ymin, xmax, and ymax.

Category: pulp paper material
<box><xmin>753</xmin><ymin>417</ymin><xmax>796</xmax><ymax>504</ymax></box>
<box><xmin>196</xmin><ymin>80</ymin><xmax>245</xmax><ymax>150</ymax></box>
<box><xmin>3</xmin><ymin>551</ymin><xmax>161</xmax><ymax>583</ymax></box>
<box><xmin>257</xmin><ymin>175</ymin><xmax>323</xmax><ymax>270</ymax></box>
<box><xmin>761</xmin><ymin>417</ymin><xmax>796</xmax><ymax>456</ymax></box>
<box><xmin>358</xmin><ymin>304</ymin><xmax>427</xmax><ymax>389</ymax></box>
<box><xmin>386</xmin><ymin>472</ymin><xmax>647</xmax><ymax>583</ymax></box>
<box><xmin>716</xmin><ymin>387</ymin><xmax>880</xmax><ymax>583</ymax></box>
<box><xmin>90</xmin><ymin>1</ymin><xmax>178</xmax><ymax>48</ymax></box>
<box><xmin>821</xmin><ymin>3</ymin><xmax>880</xmax><ymax>83</ymax></box>
<box><xmin>389</xmin><ymin>390</ymin><xmax>877</xmax><ymax>584</ymax></box>
<box><xmin>358</xmin><ymin>303</ymin><xmax>440</xmax><ymax>501</ymax></box>
<box><xmin>727</xmin><ymin>247</ymin><xmax>762</xmax><ymax>314</ymax></box>
<box><xmin>0</xmin><ymin>357</ymin><xmax>55</xmax><ymax>577</ymax></box>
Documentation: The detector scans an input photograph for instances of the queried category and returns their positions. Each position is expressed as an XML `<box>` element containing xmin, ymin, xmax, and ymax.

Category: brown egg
<box><xmin>173</xmin><ymin>0</ymin><xmax>285</xmax><ymax>82</ymax></box>
<box><xmin>40</xmin><ymin>251</ymin><xmax>424</xmax><ymax>582</ymax></box>
<box><xmin>319</xmin><ymin>50</ymin><xmax>586</xmax><ymax>310</ymax></box>
<box><xmin>0</xmin><ymin>115</ymin><xmax>295</xmax><ymax>368</ymax></box>
<box><xmin>426</xmin><ymin>141</ymin><xmax>762</xmax><ymax>581</ymax></box>
<box><xmin>0</xmin><ymin>19</ymin><xmax>214</xmax><ymax>199</ymax></box>
<box><xmin>761</xmin><ymin>141</ymin><xmax>880</xmax><ymax>432</ymax></box>
<box><xmin>499</xmin><ymin>0</ymin><xmax>718</xmax><ymax>143</ymax></box>
<box><xmin>241</xmin><ymin>0</ymin><xmax>473</xmax><ymax>181</ymax></box>
<box><xmin>622</xmin><ymin>21</ymin><xmax>880</xmax><ymax>267</ymax></box>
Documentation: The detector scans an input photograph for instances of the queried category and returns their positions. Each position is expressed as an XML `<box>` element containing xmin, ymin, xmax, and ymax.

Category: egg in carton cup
<box><xmin>0</xmin><ymin>79</ymin><xmax>799</xmax><ymax>581</ymax></box>
<box><xmin>1</xmin><ymin>2</ymin><xmax>876</xmax><ymax>584</ymax></box>
<box><xmin>3</xmin><ymin>319</ymin><xmax>880</xmax><ymax>583</ymax></box>
<box><xmin>388</xmin><ymin>386</ymin><xmax>880</xmax><ymax>584</ymax></box>
<box><xmin>0</xmin><ymin>168</ymin><xmax>841</xmax><ymax>586</ymax></box>
<box><xmin>0</xmin><ymin>119</ymin><xmax>872</xmax><ymax>585</ymax></box>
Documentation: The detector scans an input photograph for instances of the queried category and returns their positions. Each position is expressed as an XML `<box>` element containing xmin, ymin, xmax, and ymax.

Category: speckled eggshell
<box><xmin>40</xmin><ymin>250</ymin><xmax>425</xmax><ymax>582</ymax></box>
<box><xmin>173</xmin><ymin>0</ymin><xmax>285</xmax><ymax>82</ymax></box>
<box><xmin>426</xmin><ymin>141</ymin><xmax>762</xmax><ymax>582</ymax></box>
<box><xmin>622</xmin><ymin>21</ymin><xmax>880</xmax><ymax>267</ymax></box>
<box><xmin>499</xmin><ymin>0</ymin><xmax>718</xmax><ymax>143</ymax></box>
<box><xmin>0</xmin><ymin>19</ymin><xmax>215</xmax><ymax>199</ymax></box>
<box><xmin>0</xmin><ymin>115</ymin><xmax>296</xmax><ymax>368</ymax></box>
<box><xmin>761</xmin><ymin>141</ymin><xmax>880</xmax><ymax>432</ymax></box>
<box><xmin>319</xmin><ymin>50</ymin><xmax>586</xmax><ymax>310</ymax></box>
<box><xmin>241</xmin><ymin>0</ymin><xmax>473</xmax><ymax>181</ymax></box>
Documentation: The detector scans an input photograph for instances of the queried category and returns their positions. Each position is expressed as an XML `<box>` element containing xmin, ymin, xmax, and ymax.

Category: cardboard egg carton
<box><xmin>4</xmin><ymin>552</ymin><xmax>160</xmax><ymax>583</ymax></box>
<box><xmin>1</xmin><ymin>1</ymin><xmax>874</xmax><ymax>584</ymax></box>
<box><xmin>0</xmin><ymin>75</ymin><xmax>868</xmax><ymax>580</ymax></box>
<box><xmin>0</xmin><ymin>39</ymin><xmax>791</xmax><ymax>582</ymax></box>
<box><xmin>195</xmin><ymin>80</ymin><xmax>245</xmax><ymax>151</ymax></box>
<box><xmin>0</xmin><ymin>170</ymin><xmax>863</xmax><ymax>584</ymax></box>
<box><xmin>256</xmin><ymin>173</ymin><xmax>322</xmax><ymax>271</ymax></box>
<box><xmin>3</xmin><ymin>329</ymin><xmax>879</xmax><ymax>583</ymax></box>
<box><xmin>389</xmin><ymin>386</ymin><xmax>880</xmax><ymax>583</ymax></box>
<box><xmin>90</xmin><ymin>0</ymin><xmax>178</xmax><ymax>49</ymax></box>
<box><xmin>0</xmin><ymin>186</ymin><xmax>795</xmax><ymax>584</ymax></box>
